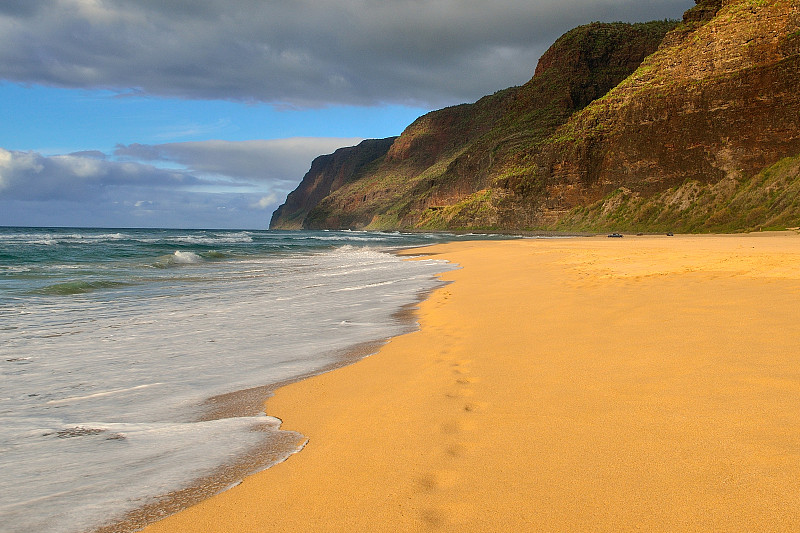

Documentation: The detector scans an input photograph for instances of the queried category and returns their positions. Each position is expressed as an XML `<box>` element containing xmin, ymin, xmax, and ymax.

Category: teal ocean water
<box><xmin>0</xmin><ymin>227</ymin><xmax>523</xmax><ymax>532</ymax></box>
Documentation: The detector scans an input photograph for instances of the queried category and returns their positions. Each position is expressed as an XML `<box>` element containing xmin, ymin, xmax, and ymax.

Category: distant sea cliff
<box><xmin>271</xmin><ymin>0</ymin><xmax>800</xmax><ymax>233</ymax></box>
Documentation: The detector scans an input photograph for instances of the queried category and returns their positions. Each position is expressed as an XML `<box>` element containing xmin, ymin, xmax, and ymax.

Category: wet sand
<box><xmin>144</xmin><ymin>233</ymin><xmax>800</xmax><ymax>532</ymax></box>
<box><xmin>97</xmin><ymin>315</ymin><xmax>426</xmax><ymax>532</ymax></box>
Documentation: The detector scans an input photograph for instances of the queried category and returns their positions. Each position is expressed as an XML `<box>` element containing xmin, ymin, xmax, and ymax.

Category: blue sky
<box><xmin>0</xmin><ymin>84</ymin><xmax>426</xmax><ymax>154</ymax></box>
<box><xmin>0</xmin><ymin>0</ymin><xmax>693</xmax><ymax>229</ymax></box>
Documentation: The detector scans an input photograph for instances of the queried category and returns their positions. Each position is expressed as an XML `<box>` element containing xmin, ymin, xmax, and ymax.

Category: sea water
<box><xmin>0</xmin><ymin>227</ymin><xmax>513</xmax><ymax>533</ymax></box>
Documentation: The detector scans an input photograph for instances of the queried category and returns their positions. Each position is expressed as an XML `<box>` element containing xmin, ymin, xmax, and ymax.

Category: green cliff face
<box><xmin>533</xmin><ymin>0</ymin><xmax>800</xmax><ymax>232</ymax></box>
<box><xmin>554</xmin><ymin>152</ymin><xmax>800</xmax><ymax>233</ymax></box>
<box><xmin>269</xmin><ymin>138</ymin><xmax>397</xmax><ymax>229</ymax></box>
<box><xmin>271</xmin><ymin>0</ymin><xmax>800</xmax><ymax>233</ymax></box>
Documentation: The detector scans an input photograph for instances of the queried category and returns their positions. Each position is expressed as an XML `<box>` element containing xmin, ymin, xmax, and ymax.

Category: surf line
<box><xmin>46</xmin><ymin>383</ymin><xmax>164</xmax><ymax>405</ymax></box>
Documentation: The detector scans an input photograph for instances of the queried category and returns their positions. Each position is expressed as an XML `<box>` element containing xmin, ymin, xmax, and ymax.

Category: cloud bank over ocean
<box><xmin>0</xmin><ymin>138</ymin><xmax>360</xmax><ymax>228</ymax></box>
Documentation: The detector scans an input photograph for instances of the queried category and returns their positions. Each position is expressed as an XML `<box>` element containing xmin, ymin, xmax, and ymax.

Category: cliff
<box><xmin>271</xmin><ymin>0</ymin><xmax>800</xmax><ymax>232</ymax></box>
<box><xmin>269</xmin><ymin>137</ymin><xmax>396</xmax><ymax>229</ymax></box>
<box><xmin>537</xmin><ymin>0</ymin><xmax>800</xmax><ymax>232</ymax></box>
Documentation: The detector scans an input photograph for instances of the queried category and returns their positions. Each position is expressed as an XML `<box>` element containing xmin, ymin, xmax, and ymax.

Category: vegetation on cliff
<box><xmin>533</xmin><ymin>0</ymin><xmax>800</xmax><ymax>232</ymax></box>
<box><xmin>269</xmin><ymin>138</ymin><xmax>396</xmax><ymax>229</ymax></box>
<box><xmin>271</xmin><ymin>0</ymin><xmax>800</xmax><ymax>233</ymax></box>
<box><xmin>554</xmin><ymin>151</ymin><xmax>800</xmax><ymax>233</ymax></box>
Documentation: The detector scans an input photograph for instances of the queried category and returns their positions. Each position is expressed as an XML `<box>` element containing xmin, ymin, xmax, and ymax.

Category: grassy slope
<box><xmin>529</xmin><ymin>0</ymin><xmax>800</xmax><ymax>232</ymax></box>
<box><xmin>300</xmin><ymin>21</ymin><xmax>675</xmax><ymax>230</ymax></box>
<box><xmin>405</xmin><ymin>22</ymin><xmax>680</xmax><ymax>230</ymax></box>
<box><xmin>287</xmin><ymin>0</ymin><xmax>800</xmax><ymax>233</ymax></box>
<box><xmin>552</xmin><ymin>152</ymin><xmax>800</xmax><ymax>233</ymax></box>
<box><xmin>391</xmin><ymin>20</ymin><xmax>677</xmax><ymax>230</ymax></box>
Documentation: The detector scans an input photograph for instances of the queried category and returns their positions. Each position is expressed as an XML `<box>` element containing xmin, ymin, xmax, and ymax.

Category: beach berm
<box><xmin>144</xmin><ymin>233</ymin><xmax>800</xmax><ymax>532</ymax></box>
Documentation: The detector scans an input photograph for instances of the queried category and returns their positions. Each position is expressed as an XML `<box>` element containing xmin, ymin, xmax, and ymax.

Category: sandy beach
<box><xmin>143</xmin><ymin>233</ymin><xmax>800</xmax><ymax>532</ymax></box>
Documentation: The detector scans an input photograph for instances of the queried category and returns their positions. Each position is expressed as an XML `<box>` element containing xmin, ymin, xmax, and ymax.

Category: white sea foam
<box><xmin>0</xmin><ymin>239</ymin><xmax>455</xmax><ymax>533</ymax></box>
<box><xmin>166</xmin><ymin>234</ymin><xmax>254</xmax><ymax>245</ymax></box>
<box><xmin>171</xmin><ymin>250</ymin><xmax>203</xmax><ymax>263</ymax></box>
<box><xmin>334</xmin><ymin>279</ymin><xmax>399</xmax><ymax>291</ymax></box>
<box><xmin>151</xmin><ymin>250</ymin><xmax>205</xmax><ymax>268</ymax></box>
<box><xmin>0</xmin><ymin>415</ymin><xmax>295</xmax><ymax>533</ymax></box>
<box><xmin>86</xmin><ymin>232</ymin><xmax>128</xmax><ymax>241</ymax></box>
<box><xmin>46</xmin><ymin>383</ymin><xmax>164</xmax><ymax>405</ymax></box>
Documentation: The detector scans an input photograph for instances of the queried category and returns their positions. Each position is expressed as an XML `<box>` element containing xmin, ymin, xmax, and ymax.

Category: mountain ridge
<box><xmin>271</xmin><ymin>0</ymin><xmax>800</xmax><ymax>232</ymax></box>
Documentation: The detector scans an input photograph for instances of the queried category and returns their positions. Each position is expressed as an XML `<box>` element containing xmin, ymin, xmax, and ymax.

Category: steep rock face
<box><xmin>555</xmin><ymin>150</ymin><xmax>800</xmax><ymax>232</ymax></box>
<box><xmin>269</xmin><ymin>137</ymin><xmax>396</xmax><ymax>229</ymax></box>
<box><xmin>300</xmin><ymin>90</ymin><xmax>518</xmax><ymax>229</ymax></box>
<box><xmin>525</xmin><ymin>0</ymin><xmax>800</xmax><ymax>230</ymax></box>
<box><xmin>272</xmin><ymin>0</ymin><xmax>800</xmax><ymax>232</ymax></box>
<box><xmin>291</xmin><ymin>20</ymin><xmax>674</xmax><ymax>229</ymax></box>
<box><xmin>270</xmin><ymin>95</ymin><xmax>517</xmax><ymax>229</ymax></box>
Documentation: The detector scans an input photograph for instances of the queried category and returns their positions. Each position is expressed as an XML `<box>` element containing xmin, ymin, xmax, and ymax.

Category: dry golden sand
<box><xmin>144</xmin><ymin>233</ymin><xmax>800</xmax><ymax>532</ymax></box>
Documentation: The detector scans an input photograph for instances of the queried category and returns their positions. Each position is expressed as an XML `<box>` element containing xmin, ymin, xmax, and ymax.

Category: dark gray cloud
<box><xmin>0</xmin><ymin>0</ymin><xmax>694</xmax><ymax>108</ymax></box>
<box><xmin>0</xmin><ymin>138</ymin><xmax>360</xmax><ymax>228</ymax></box>
<box><xmin>0</xmin><ymin>0</ymin><xmax>45</xmax><ymax>16</ymax></box>
<box><xmin>114</xmin><ymin>138</ymin><xmax>363</xmax><ymax>183</ymax></box>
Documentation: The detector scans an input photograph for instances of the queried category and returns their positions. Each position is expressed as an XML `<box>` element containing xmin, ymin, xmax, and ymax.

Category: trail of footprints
<box><xmin>417</xmin><ymin>354</ymin><xmax>489</xmax><ymax>529</ymax></box>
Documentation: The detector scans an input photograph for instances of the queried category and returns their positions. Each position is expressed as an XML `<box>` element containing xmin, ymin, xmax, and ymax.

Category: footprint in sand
<box><xmin>420</xmin><ymin>501</ymin><xmax>472</xmax><ymax>529</ymax></box>
<box><xmin>417</xmin><ymin>476</ymin><xmax>470</xmax><ymax>529</ymax></box>
<box><xmin>446</xmin><ymin>360</ymin><xmax>477</xmax><ymax>397</ymax></box>
<box><xmin>462</xmin><ymin>401</ymin><xmax>488</xmax><ymax>413</ymax></box>
<box><xmin>450</xmin><ymin>359</ymin><xmax>473</xmax><ymax>375</ymax></box>
<box><xmin>445</xmin><ymin>387</ymin><xmax>474</xmax><ymax>398</ymax></box>
<box><xmin>440</xmin><ymin>419</ymin><xmax>477</xmax><ymax>434</ymax></box>
<box><xmin>418</xmin><ymin>469</ymin><xmax>460</xmax><ymax>492</ymax></box>
<box><xmin>445</xmin><ymin>441</ymin><xmax>479</xmax><ymax>457</ymax></box>
<box><xmin>421</xmin><ymin>508</ymin><xmax>446</xmax><ymax>528</ymax></box>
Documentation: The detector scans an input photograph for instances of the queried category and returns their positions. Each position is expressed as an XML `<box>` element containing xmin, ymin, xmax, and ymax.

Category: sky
<box><xmin>0</xmin><ymin>0</ymin><xmax>694</xmax><ymax>229</ymax></box>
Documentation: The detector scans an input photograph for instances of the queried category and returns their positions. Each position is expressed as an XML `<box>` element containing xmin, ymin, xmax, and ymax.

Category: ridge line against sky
<box><xmin>0</xmin><ymin>0</ymin><xmax>693</xmax><ymax>229</ymax></box>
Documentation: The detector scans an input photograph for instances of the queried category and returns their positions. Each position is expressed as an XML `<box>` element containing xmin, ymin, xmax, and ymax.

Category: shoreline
<box><xmin>144</xmin><ymin>232</ymin><xmax>800</xmax><ymax>532</ymax></box>
<box><xmin>94</xmin><ymin>280</ymin><xmax>443</xmax><ymax>533</ymax></box>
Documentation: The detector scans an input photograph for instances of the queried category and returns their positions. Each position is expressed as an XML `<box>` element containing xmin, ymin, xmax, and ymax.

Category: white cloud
<box><xmin>0</xmin><ymin>147</ymin><xmax>194</xmax><ymax>201</ymax></box>
<box><xmin>114</xmin><ymin>137</ymin><xmax>363</xmax><ymax>183</ymax></box>
<box><xmin>0</xmin><ymin>138</ymin><xmax>362</xmax><ymax>228</ymax></box>
<box><xmin>252</xmin><ymin>193</ymin><xmax>278</xmax><ymax>209</ymax></box>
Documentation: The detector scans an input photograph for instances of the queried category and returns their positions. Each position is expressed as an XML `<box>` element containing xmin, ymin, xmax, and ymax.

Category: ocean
<box><xmin>0</xmin><ymin>227</ymin><xmax>518</xmax><ymax>533</ymax></box>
